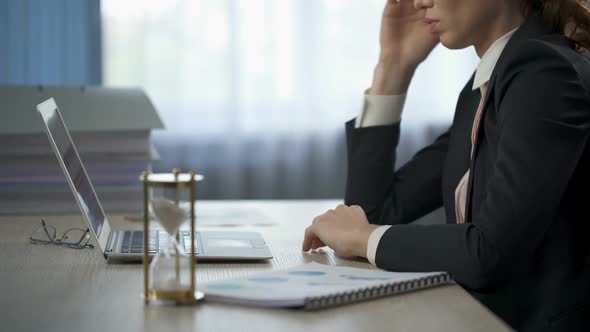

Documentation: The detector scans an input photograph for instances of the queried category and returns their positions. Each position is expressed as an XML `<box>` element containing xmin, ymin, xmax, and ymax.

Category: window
<box><xmin>102</xmin><ymin>0</ymin><xmax>478</xmax><ymax>198</ymax></box>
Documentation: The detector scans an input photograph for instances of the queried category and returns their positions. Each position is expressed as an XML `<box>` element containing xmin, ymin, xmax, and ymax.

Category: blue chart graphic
<box><xmin>288</xmin><ymin>271</ymin><xmax>327</xmax><ymax>276</ymax></box>
<box><xmin>206</xmin><ymin>283</ymin><xmax>243</xmax><ymax>290</ymax></box>
<box><xmin>248</xmin><ymin>277</ymin><xmax>289</xmax><ymax>283</ymax></box>
<box><xmin>339</xmin><ymin>274</ymin><xmax>390</xmax><ymax>281</ymax></box>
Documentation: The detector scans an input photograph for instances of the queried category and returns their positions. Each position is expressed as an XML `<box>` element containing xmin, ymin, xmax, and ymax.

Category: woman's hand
<box><xmin>302</xmin><ymin>204</ymin><xmax>380</xmax><ymax>258</ymax></box>
<box><xmin>371</xmin><ymin>0</ymin><xmax>440</xmax><ymax>95</ymax></box>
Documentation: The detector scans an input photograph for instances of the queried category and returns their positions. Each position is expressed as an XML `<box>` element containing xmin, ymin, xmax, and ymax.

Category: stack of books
<box><xmin>0</xmin><ymin>85</ymin><xmax>164</xmax><ymax>215</ymax></box>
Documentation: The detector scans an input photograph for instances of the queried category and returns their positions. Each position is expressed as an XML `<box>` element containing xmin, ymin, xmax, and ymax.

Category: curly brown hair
<box><xmin>521</xmin><ymin>0</ymin><xmax>590</xmax><ymax>49</ymax></box>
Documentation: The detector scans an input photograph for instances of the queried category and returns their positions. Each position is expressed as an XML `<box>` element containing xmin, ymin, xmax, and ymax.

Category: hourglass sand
<box><xmin>152</xmin><ymin>198</ymin><xmax>186</xmax><ymax>249</ymax></box>
<box><xmin>150</xmin><ymin>198</ymin><xmax>189</xmax><ymax>292</ymax></box>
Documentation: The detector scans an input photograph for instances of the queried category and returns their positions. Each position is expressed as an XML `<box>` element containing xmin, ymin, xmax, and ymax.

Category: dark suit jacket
<box><xmin>345</xmin><ymin>14</ymin><xmax>590</xmax><ymax>332</ymax></box>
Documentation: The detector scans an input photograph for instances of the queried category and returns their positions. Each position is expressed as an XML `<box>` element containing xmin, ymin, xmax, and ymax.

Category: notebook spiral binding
<box><xmin>303</xmin><ymin>272</ymin><xmax>452</xmax><ymax>310</ymax></box>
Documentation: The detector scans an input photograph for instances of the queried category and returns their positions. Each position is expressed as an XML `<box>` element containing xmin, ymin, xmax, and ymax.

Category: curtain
<box><xmin>102</xmin><ymin>0</ymin><xmax>479</xmax><ymax>199</ymax></box>
<box><xmin>0</xmin><ymin>0</ymin><xmax>102</xmax><ymax>85</ymax></box>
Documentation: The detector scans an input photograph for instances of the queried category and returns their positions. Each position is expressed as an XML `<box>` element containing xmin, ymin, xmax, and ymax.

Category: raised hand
<box><xmin>371</xmin><ymin>0</ymin><xmax>439</xmax><ymax>95</ymax></box>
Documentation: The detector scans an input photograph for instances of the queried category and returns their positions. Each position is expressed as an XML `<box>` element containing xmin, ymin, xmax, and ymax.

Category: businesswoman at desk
<box><xmin>302</xmin><ymin>0</ymin><xmax>590</xmax><ymax>331</ymax></box>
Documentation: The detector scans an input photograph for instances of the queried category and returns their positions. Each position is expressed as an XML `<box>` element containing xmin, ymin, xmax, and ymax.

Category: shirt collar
<box><xmin>472</xmin><ymin>27</ymin><xmax>519</xmax><ymax>90</ymax></box>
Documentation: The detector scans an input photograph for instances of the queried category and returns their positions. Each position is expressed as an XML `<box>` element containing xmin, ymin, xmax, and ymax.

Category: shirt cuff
<box><xmin>355</xmin><ymin>90</ymin><xmax>406</xmax><ymax>128</ymax></box>
<box><xmin>366</xmin><ymin>225</ymin><xmax>392</xmax><ymax>266</ymax></box>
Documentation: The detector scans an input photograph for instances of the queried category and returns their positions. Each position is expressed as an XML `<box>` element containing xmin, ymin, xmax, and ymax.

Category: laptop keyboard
<box><xmin>119</xmin><ymin>230</ymin><xmax>198</xmax><ymax>254</ymax></box>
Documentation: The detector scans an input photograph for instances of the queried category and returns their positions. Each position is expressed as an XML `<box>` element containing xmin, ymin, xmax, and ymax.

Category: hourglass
<box><xmin>141</xmin><ymin>169</ymin><xmax>204</xmax><ymax>305</ymax></box>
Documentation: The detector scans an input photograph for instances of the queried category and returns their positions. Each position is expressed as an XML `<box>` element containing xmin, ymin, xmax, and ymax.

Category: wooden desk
<box><xmin>0</xmin><ymin>200</ymin><xmax>512</xmax><ymax>332</ymax></box>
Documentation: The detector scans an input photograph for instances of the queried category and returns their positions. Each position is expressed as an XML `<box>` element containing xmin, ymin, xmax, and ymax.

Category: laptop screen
<box><xmin>38</xmin><ymin>102</ymin><xmax>106</xmax><ymax>238</ymax></box>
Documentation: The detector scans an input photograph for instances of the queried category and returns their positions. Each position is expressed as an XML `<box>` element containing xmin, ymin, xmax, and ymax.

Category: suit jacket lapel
<box><xmin>462</xmin><ymin>13</ymin><xmax>551</xmax><ymax>222</ymax></box>
<box><xmin>464</xmin><ymin>74</ymin><xmax>495</xmax><ymax>222</ymax></box>
<box><xmin>472</xmin><ymin>73</ymin><xmax>497</xmax><ymax>156</ymax></box>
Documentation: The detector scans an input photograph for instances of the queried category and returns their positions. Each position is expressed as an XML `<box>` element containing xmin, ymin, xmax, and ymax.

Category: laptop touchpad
<box><xmin>207</xmin><ymin>239</ymin><xmax>253</xmax><ymax>248</ymax></box>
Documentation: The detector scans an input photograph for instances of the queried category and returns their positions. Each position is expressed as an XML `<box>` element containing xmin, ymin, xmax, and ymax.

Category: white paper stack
<box><xmin>0</xmin><ymin>85</ymin><xmax>164</xmax><ymax>215</ymax></box>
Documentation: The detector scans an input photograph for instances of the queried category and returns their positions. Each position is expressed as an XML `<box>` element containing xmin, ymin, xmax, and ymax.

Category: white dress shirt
<box><xmin>360</xmin><ymin>28</ymin><xmax>518</xmax><ymax>266</ymax></box>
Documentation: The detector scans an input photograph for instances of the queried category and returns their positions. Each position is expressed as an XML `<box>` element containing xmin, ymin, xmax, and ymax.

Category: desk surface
<box><xmin>0</xmin><ymin>200</ymin><xmax>512</xmax><ymax>332</ymax></box>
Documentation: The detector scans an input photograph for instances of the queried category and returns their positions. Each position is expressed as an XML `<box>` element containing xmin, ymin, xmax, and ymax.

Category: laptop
<box><xmin>36</xmin><ymin>97</ymin><xmax>273</xmax><ymax>262</ymax></box>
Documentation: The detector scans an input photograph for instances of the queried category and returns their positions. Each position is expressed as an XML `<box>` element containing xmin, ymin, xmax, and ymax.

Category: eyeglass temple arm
<box><xmin>40</xmin><ymin>219</ymin><xmax>54</xmax><ymax>241</ymax></box>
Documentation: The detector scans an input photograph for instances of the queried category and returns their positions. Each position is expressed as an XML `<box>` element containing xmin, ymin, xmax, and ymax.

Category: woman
<box><xmin>302</xmin><ymin>0</ymin><xmax>590</xmax><ymax>331</ymax></box>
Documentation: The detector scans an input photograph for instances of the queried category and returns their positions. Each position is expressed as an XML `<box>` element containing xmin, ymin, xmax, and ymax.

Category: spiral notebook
<box><xmin>202</xmin><ymin>262</ymin><xmax>452</xmax><ymax>310</ymax></box>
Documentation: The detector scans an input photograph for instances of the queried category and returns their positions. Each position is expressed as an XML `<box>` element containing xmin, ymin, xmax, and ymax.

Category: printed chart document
<box><xmin>202</xmin><ymin>262</ymin><xmax>452</xmax><ymax>309</ymax></box>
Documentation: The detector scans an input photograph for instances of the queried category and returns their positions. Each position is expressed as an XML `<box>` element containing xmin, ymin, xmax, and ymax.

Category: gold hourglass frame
<box><xmin>141</xmin><ymin>169</ymin><xmax>204</xmax><ymax>304</ymax></box>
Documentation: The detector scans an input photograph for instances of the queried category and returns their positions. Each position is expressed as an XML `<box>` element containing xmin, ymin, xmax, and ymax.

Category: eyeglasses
<box><xmin>30</xmin><ymin>219</ymin><xmax>94</xmax><ymax>249</ymax></box>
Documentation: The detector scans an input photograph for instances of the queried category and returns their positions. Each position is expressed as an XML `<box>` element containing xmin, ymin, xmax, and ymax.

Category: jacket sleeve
<box><xmin>344</xmin><ymin>119</ymin><xmax>451</xmax><ymax>225</ymax></box>
<box><xmin>373</xmin><ymin>40</ymin><xmax>590</xmax><ymax>290</ymax></box>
